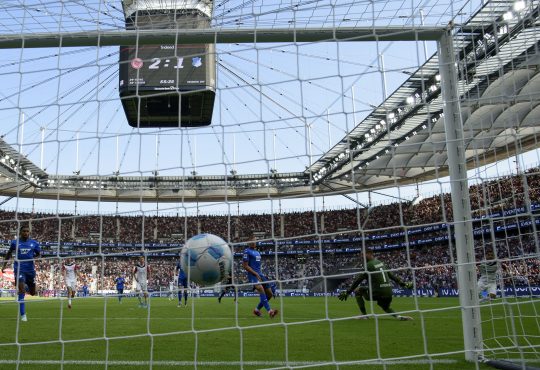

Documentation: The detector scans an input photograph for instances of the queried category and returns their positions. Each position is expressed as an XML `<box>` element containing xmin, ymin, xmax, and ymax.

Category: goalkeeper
<box><xmin>339</xmin><ymin>249</ymin><xmax>413</xmax><ymax>321</ymax></box>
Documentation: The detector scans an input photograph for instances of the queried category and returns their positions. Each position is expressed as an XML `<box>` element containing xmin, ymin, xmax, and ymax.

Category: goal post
<box><xmin>438</xmin><ymin>29</ymin><xmax>483</xmax><ymax>362</ymax></box>
<box><xmin>0</xmin><ymin>27</ymin><xmax>446</xmax><ymax>49</ymax></box>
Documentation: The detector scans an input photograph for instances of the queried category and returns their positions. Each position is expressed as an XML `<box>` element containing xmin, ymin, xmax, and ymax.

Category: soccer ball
<box><xmin>180</xmin><ymin>233</ymin><xmax>233</xmax><ymax>286</ymax></box>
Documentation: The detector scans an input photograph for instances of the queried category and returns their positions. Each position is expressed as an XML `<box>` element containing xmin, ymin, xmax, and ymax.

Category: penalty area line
<box><xmin>0</xmin><ymin>359</ymin><xmax>459</xmax><ymax>366</ymax></box>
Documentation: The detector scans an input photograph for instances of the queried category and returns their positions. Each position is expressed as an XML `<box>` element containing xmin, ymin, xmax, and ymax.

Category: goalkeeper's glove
<box><xmin>403</xmin><ymin>282</ymin><xmax>413</xmax><ymax>289</ymax></box>
<box><xmin>338</xmin><ymin>291</ymin><xmax>349</xmax><ymax>301</ymax></box>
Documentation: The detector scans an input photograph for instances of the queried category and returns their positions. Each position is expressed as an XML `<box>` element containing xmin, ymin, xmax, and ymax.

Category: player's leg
<box><xmin>177</xmin><ymin>286</ymin><xmax>183</xmax><ymax>307</ymax></box>
<box><xmin>139</xmin><ymin>291</ymin><xmax>147</xmax><ymax>307</ymax></box>
<box><xmin>354</xmin><ymin>287</ymin><xmax>370</xmax><ymax>317</ymax></box>
<box><xmin>20</xmin><ymin>271</ymin><xmax>36</xmax><ymax>321</ymax></box>
<box><xmin>69</xmin><ymin>280</ymin><xmax>77</xmax><ymax>308</ymax></box>
<box><xmin>67</xmin><ymin>286</ymin><xmax>73</xmax><ymax>309</ymax></box>
<box><xmin>252</xmin><ymin>284</ymin><xmax>267</xmax><ymax>316</ymax></box>
<box><xmin>26</xmin><ymin>272</ymin><xmax>37</xmax><ymax>296</ymax></box>
<box><xmin>256</xmin><ymin>283</ymin><xmax>275</xmax><ymax>311</ymax></box>
<box><xmin>377</xmin><ymin>295</ymin><xmax>412</xmax><ymax>321</ymax></box>
<box><xmin>254</xmin><ymin>279</ymin><xmax>277</xmax><ymax>318</ymax></box>
<box><xmin>264</xmin><ymin>286</ymin><xmax>273</xmax><ymax>300</ymax></box>
<box><xmin>136</xmin><ymin>284</ymin><xmax>144</xmax><ymax>306</ymax></box>
<box><xmin>15</xmin><ymin>271</ymin><xmax>27</xmax><ymax>320</ymax></box>
<box><xmin>255</xmin><ymin>286</ymin><xmax>272</xmax><ymax>311</ymax></box>
<box><xmin>183</xmin><ymin>281</ymin><xmax>188</xmax><ymax>305</ymax></box>
<box><xmin>118</xmin><ymin>289</ymin><xmax>123</xmax><ymax>303</ymax></box>
<box><xmin>478</xmin><ymin>279</ymin><xmax>489</xmax><ymax>302</ymax></box>
<box><xmin>487</xmin><ymin>282</ymin><xmax>497</xmax><ymax>301</ymax></box>
<box><xmin>218</xmin><ymin>288</ymin><xmax>226</xmax><ymax>303</ymax></box>
<box><xmin>143</xmin><ymin>290</ymin><xmax>148</xmax><ymax>307</ymax></box>
<box><xmin>376</xmin><ymin>295</ymin><xmax>396</xmax><ymax>317</ymax></box>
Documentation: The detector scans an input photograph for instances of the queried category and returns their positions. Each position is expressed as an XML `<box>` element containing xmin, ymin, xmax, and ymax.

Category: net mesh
<box><xmin>0</xmin><ymin>0</ymin><xmax>538</xmax><ymax>369</ymax></box>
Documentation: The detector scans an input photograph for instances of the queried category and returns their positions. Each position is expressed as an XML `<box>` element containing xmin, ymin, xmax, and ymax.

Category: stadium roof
<box><xmin>308</xmin><ymin>0</ymin><xmax>540</xmax><ymax>189</ymax></box>
<box><xmin>0</xmin><ymin>0</ymin><xmax>538</xmax><ymax>203</ymax></box>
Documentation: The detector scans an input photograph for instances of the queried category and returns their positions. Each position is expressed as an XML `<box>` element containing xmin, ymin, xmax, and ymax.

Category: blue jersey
<box><xmin>243</xmin><ymin>248</ymin><xmax>262</xmax><ymax>276</ymax></box>
<box><xmin>176</xmin><ymin>262</ymin><xmax>186</xmax><ymax>280</ymax></box>
<box><xmin>115</xmin><ymin>277</ymin><xmax>125</xmax><ymax>290</ymax></box>
<box><xmin>9</xmin><ymin>238</ymin><xmax>40</xmax><ymax>272</ymax></box>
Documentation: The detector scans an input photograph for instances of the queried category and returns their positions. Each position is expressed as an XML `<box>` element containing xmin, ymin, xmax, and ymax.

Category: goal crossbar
<box><xmin>0</xmin><ymin>27</ymin><xmax>446</xmax><ymax>49</ymax></box>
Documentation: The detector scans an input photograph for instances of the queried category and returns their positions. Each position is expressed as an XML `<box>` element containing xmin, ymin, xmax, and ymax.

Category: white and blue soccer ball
<box><xmin>180</xmin><ymin>233</ymin><xmax>232</xmax><ymax>286</ymax></box>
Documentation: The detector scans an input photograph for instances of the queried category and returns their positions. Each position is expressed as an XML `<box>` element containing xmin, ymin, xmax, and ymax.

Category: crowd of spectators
<box><xmin>0</xmin><ymin>167</ymin><xmax>538</xmax><ymax>244</ymax></box>
<box><xmin>0</xmin><ymin>168</ymin><xmax>538</xmax><ymax>294</ymax></box>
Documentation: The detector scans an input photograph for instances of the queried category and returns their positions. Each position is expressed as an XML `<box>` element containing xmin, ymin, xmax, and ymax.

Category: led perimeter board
<box><xmin>119</xmin><ymin>9</ymin><xmax>216</xmax><ymax>127</ymax></box>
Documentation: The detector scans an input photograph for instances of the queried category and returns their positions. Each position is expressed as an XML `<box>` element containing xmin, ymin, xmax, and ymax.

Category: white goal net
<box><xmin>0</xmin><ymin>0</ymin><xmax>538</xmax><ymax>369</ymax></box>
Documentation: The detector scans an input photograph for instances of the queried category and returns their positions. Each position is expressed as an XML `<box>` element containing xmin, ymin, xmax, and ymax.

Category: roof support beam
<box><xmin>322</xmin><ymin>182</ymin><xmax>369</xmax><ymax>208</ymax></box>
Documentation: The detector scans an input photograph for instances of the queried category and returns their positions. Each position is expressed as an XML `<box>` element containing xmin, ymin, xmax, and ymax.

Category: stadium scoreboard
<box><xmin>119</xmin><ymin>7</ymin><xmax>216</xmax><ymax>128</ymax></box>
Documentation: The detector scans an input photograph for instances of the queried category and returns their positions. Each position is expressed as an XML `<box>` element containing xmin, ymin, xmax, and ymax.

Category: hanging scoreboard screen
<box><xmin>119</xmin><ymin>44</ymin><xmax>216</xmax><ymax>128</ymax></box>
<box><xmin>119</xmin><ymin>45</ymin><xmax>212</xmax><ymax>90</ymax></box>
<box><xmin>119</xmin><ymin>8</ymin><xmax>215</xmax><ymax>127</ymax></box>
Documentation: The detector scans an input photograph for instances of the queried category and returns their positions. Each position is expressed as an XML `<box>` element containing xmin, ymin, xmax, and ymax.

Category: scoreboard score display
<box><xmin>120</xmin><ymin>44</ymin><xmax>210</xmax><ymax>89</ymax></box>
<box><xmin>119</xmin><ymin>44</ymin><xmax>216</xmax><ymax>127</ymax></box>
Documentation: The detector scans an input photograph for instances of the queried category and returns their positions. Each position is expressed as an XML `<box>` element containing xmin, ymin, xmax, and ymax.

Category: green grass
<box><xmin>0</xmin><ymin>295</ymin><xmax>538</xmax><ymax>369</ymax></box>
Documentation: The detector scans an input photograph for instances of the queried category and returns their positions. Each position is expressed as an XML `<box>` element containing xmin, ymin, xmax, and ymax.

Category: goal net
<box><xmin>0</xmin><ymin>0</ymin><xmax>538</xmax><ymax>369</ymax></box>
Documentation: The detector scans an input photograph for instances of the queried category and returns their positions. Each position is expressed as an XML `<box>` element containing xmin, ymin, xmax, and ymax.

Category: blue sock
<box><xmin>18</xmin><ymin>293</ymin><xmax>25</xmax><ymax>316</ymax></box>
<box><xmin>178</xmin><ymin>291</ymin><xmax>182</xmax><ymax>303</ymax></box>
<box><xmin>184</xmin><ymin>291</ymin><xmax>188</xmax><ymax>304</ymax></box>
<box><xmin>258</xmin><ymin>293</ymin><xmax>270</xmax><ymax>311</ymax></box>
<box><xmin>257</xmin><ymin>297</ymin><xmax>272</xmax><ymax>310</ymax></box>
<box><xmin>118</xmin><ymin>294</ymin><xmax>122</xmax><ymax>302</ymax></box>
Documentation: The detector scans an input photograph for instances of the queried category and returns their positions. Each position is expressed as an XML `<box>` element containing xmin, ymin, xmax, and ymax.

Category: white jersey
<box><xmin>478</xmin><ymin>260</ymin><xmax>499</xmax><ymax>296</ymax></box>
<box><xmin>135</xmin><ymin>264</ymin><xmax>148</xmax><ymax>282</ymax></box>
<box><xmin>134</xmin><ymin>263</ymin><xmax>148</xmax><ymax>292</ymax></box>
<box><xmin>63</xmin><ymin>263</ymin><xmax>77</xmax><ymax>289</ymax></box>
<box><xmin>64</xmin><ymin>263</ymin><xmax>77</xmax><ymax>281</ymax></box>
<box><xmin>479</xmin><ymin>261</ymin><xmax>499</xmax><ymax>283</ymax></box>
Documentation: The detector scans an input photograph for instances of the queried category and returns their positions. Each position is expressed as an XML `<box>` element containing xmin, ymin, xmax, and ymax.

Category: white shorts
<box><xmin>65</xmin><ymin>279</ymin><xmax>77</xmax><ymax>290</ymax></box>
<box><xmin>135</xmin><ymin>281</ymin><xmax>148</xmax><ymax>293</ymax></box>
<box><xmin>478</xmin><ymin>276</ymin><xmax>497</xmax><ymax>296</ymax></box>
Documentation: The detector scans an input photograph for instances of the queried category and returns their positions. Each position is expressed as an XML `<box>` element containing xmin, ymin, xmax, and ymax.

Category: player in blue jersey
<box><xmin>82</xmin><ymin>282</ymin><xmax>89</xmax><ymax>297</ymax></box>
<box><xmin>175</xmin><ymin>260</ymin><xmax>189</xmax><ymax>307</ymax></box>
<box><xmin>115</xmin><ymin>276</ymin><xmax>125</xmax><ymax>303</ymax></box>
<box><xmin>1</xmin><ymin>225</ymin><xmax>41</xmax><ymax>322</ymax></box>
<box><xmin>242</xmin><ymin>236</ymin><xmax>278</xmax><ymax>318</ymax></box>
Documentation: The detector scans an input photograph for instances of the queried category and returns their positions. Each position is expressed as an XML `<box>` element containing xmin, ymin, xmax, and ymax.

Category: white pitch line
<box><xmin>0</xmin><ymin>315</ymin><xmax>469</xmax><ymax>321</ymax></box>
<box><xmin>0</xmin><ymin>359</ymin><xmax>458</xmax><ymax>366</ymax></box>
<box><xmin>0</xmin><ymin>317</ymin><xmax>313</xmax><ymax>320</ymax></box>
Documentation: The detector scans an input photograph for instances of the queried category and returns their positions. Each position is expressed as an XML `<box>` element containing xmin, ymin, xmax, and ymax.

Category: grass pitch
<box><xmin>0</xmin><ymin>295</ymin><xmax>538</xmax><ymax>369</ymax></box>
